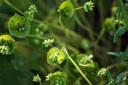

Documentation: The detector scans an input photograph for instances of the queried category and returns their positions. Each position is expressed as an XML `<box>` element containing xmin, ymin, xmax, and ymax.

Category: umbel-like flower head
<box><xmin>8</xmin><ymin>14</ymin><xmax>30</xmax><ymax>38</ymax></box>
<box><xmin>83</xmin><ymin>1</ymin><xmax>94</xmax><ymax>12</ymax></box>
<box><xmin>0</xmin><ymin>34</ymin><xmax>16</xmax><ymax>55</ymax></box>
<box><xmin>46</xmin><ymin>71</ymin><xmax>66</xmax><ymax>85</ymax></box>
<box><xmin>47</xmin><ymin>47</ymin><xmax>66</xmax><ymax>65</ymax></box>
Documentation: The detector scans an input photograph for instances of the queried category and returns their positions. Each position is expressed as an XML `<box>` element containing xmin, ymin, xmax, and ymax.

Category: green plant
<box><xmin>0</xmin><ymin>0</ymin><xmax>128</xmax><ymax>85</ymax></box>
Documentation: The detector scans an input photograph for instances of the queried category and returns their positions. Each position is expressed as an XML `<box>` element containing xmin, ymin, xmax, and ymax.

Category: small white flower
<box><xmin>42</xmin><ymin>39</ymin><xmax>54</xmax><ymax>47</ymax></box>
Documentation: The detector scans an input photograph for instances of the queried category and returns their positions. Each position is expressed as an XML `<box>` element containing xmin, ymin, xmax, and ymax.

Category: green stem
<box><xmin>95</xmin><ymin>27</ymin><xmax>106</xmax><ymax>45</ymax></box>
<box><xmin>58</xmin><ymin>15</ymin><xmax>65</xmax><ymax>28</ymax></box>
<box><xmin>4</xmin><ymin>0</ymin><xmax>24</xmax><ymax>15</ymax></box>
<box><xmin>63</xmin><ymin>47</ymin><xmax>93</xmax><ymax>85</ymax></box>
<box><xmin>28</xmin><ymin>34</ymin><xmax>46</xmax><ymax>40</ymax></box>
<box><xmin>74</xmin><ymin>6</ymin><xmax>83</xmax><ymax>11</ymax></box>
<box><xmin>107</xmin><ymin>71</ymin><xmax>113</xmax><ymax>83</ymax></box>
<box><xmin>39</xmin><ymin>81</ymin><xmax>43</xmax><ymax>85</ymax></box>
<box><xmin>4</xmin><ymin>0</ymin><xmax>41</xmax><ymax>24</ymax></box>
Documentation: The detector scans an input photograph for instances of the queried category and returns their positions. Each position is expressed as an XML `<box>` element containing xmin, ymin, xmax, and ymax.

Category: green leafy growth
<box><xmin>0</xmin><ymin>34</ymin><xmax>16</xmax><ymax>55</ymax></box>
<box><xmin>113</xmin><ymin>26</ymin><xmax>127</xmax><ymax>43</ymax></box>
<box><xmin>115</xmin><ymin>72</ymin><xmax>128</xmax><ymax>83</ymax></box>
<box><xmin>46</xmin><ymin>71</ymin><xmax>66</xmax><ymax>85</ymax></box>
<box><xmin>25</xmin><ymin>5</ymin><xmax>37</xmax><ymax>21</ymax></box>
<box><xmin>47</xmin><ymin>47</ymin><xmax>66</xmax><ymax>65</ymax></box>
<box><xmin>33</xmin><ymin>74</ymin><xmax>41</xmax><ymax>83</ymax></box>
<box><xmin>107</xmin><ymin>72</ymin><xmax>128</xmax><ymax>85</ymax></box>
<box><xmin>97</xmin><ymin>68</ymin><xmax>107</xmax><ymax>78</ymax></box>
<box><xmin>83</xmin><ymin>1</ymin><xmax>94</xmax><ymax>12</ymax></box>
<box><xmin>108</xmin><ymin>51</ymin><xmax>128</xmax><ymax>60</ymax></box>
<box><xmin>58</xmin><ymin>1</ymin><xmax>74</xmax><ymax>18</ymax></box>
<box><xmin>8</xmin><ymin>14</ymin><xmax>30</xmax><ymax>38</ymax></box>
<box><xmin>117</xmin><ymin>0</ymin><xmax>128</xmax><ymax>27</ymax></box>
<box><xmin>103</xmin><ymin>17</ymin><xmax>116</xmax><ymax>32</ymax></box>
<box><xmin>76</xmin><ymin>54</ymin><xmax>97</xmax><ymax>70</ymax></box>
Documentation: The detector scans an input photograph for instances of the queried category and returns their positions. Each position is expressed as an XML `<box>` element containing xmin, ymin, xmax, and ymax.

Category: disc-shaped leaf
<box><xmin>8</xmin><ymin>14</ymin><xmax>30</xmax><ymax>38</ymax></box>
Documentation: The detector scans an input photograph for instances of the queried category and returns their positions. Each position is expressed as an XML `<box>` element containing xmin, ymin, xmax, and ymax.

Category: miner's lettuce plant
<box><xmin>0</xmin><ymin>0</ymin><xmax>128</xmax><ymax>85</ymax></box>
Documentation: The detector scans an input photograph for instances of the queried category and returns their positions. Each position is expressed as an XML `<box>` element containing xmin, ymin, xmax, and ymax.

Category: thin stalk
<box><xmin>39</xmin><ymin>81</ymin><xmax>43</xmax><ymax>85</ymax></box>
<box><xmin>28</xmin><ymin>34</ymin><xmax>46</xmax><ymax>40</ymax></box>
<box><xmin>63</xmin><ymin>47</ymin><xmax>93</xmax><ymax>85</ymax></box>
<box><xmin>95</xmin><ymin>27</ymin><xmax>106</xmax><ymax>45</ymax></box>
<box><xmin>4</xmin><ymin>0</ymin><xmax>24</xmax><ymax>15</ymax></box>
<box><xmin>74</xmin><ymin>6</ymin><xmax>83</xmax><ymax>11</ymax></box>
<box><xmin>4</xmin><ymin>0</ymin><xmax>41</xmax><ymax>24</ymax></box>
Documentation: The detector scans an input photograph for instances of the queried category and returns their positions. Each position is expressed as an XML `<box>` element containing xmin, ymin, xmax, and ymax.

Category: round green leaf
<box><xmin>8</xmin><ymin>14</ymin><xmax>30</xmax><ymax>38</ymax></box>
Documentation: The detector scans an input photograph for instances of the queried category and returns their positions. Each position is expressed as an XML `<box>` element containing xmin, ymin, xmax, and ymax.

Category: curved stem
<box><xmin>4</xmin><ymin>0</ymin><xmax>24</xmax><ymax>15</ymax></box>
<box><xmin>63</xmin><ymin>47</ymin><xmax>93</xmax><ymax>85</ymax></box>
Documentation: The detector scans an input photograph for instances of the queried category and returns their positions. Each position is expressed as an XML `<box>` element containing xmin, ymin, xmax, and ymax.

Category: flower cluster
<box><xmin>25</xmin><ymin>5</ymin><xmax>37</xmax><ymax>21</ymax></box>
<box><xmin>42</xmin><ymin>39</ymin><xmax>54</xmax><ymax>47</ymax></box>
<box><xmin>0</xmin><ymin>34</ymin><xmax>16</xmax><ymax>55</ymax></box>
<box><xmin>47</xmin><ymin>47</ymin><xmax>66</xmax><ymax>65</ymax></box>
<box><xmin>97</xmin><ymin>68</ymin><xmax>107</xmax><ymax>77</ymax></box>
<box><xmin>33</xmin><ymin>74</ymin><xmax>41</xmax><ymax>83</ymax></box>
<box><xmin>83</xmin><ymin>1</ymin><xmax>94</xmax><ymax>12</ymax></box>
<box><xmin>46</xmin><ymin>71</ymin><xmax>66</xmax><ymax>85</ymax></box>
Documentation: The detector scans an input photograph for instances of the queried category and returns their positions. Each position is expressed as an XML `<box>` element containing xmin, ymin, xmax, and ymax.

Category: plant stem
<box><xmin>39</xmin><ymin>81</ymin><xmax>43</xmax><ymax>85</ymax></box>
<box><xmin>63</xmin><ymin>47</ymin><xmax>93</xmax><ymax>85</ymax></box>
<box><xmin>95</xmin><ymin>27</ymin><xmax>106</xmax><ymax>45</ymax></box>
<box><xmin>4</xmin><ymin>0</ymin><xmax>24</xmax><ymax>15</ymax></box>
<box><xmin>74</xmin><ymin>6</ymin><xmax>83</xmax><ymax>11</ymax></box>
<box><xmin>4</xmin><ymin>0</ymin><xmax>41</xmax><ymax>24</ymax></box>
<box><xmin>28</xmin><ymin>34</ymin><xmax>46</xmax><ymax>40</ymax></box>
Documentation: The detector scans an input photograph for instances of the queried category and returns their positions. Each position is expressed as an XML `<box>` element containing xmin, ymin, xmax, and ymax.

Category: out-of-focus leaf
<box><xmin>118</xmin><ymin>0</ymin><xmax>128</xmax><ymax>27</ymax></box>
<box><xmin>0</xmin><ymin>0</ymin><xmax>4</xmax><ymax>6</ymax></box>
<box><xmin>113</xmin><ymin>26</ymin><xmax>127</xmax><ymax>43</ymax></box>
<box><xmin>108</xmin><ymin>51</ymin><xmax>128</xmax><ymax>60</ymax></box>
<box><xmin>115</xmin><ymin>72</ymin><xmax>128</xmax><ymax>83</ymax></box>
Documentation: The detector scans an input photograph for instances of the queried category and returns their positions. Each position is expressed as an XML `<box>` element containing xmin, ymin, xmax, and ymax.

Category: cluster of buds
<box><xmin>25</xmin><ymin>5</ymin><xmax>37</xmax><ymax>21</ymax></box>
<box><xmin>0</xmin><ymin>34</ymin><xmax>16</xmax><ymax>55</ymax></box>
<box><xmin>46</xmin><ymin>71</ymin><xmax>66</xmax><ymax>85</ymax></box>
<box><xmin>47</xmin><ymin>47</ymin><xmax>66</xmax><ymax>65</ymax></box>
<box><xmin>42</xmin><ymin>39</ymin><xmax>54</xmax><ymax>47</ymax></box>
<box><xmin>83</xmin><ymin>1</ymin><xmax>94</xmax><ymax>12</ymax></box>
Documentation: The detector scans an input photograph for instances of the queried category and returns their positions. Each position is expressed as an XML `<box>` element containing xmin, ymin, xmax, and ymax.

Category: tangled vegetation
<box><xmin>0</xmin><ymin>0</ymin><xmax>128</xmax><ymax>85</ymax></box>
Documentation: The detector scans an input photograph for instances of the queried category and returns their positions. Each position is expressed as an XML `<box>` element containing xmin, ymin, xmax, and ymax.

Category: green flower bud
<box><xmin>104</xmin><ymin>17</ymin><xmax>116</xmax><ymax>32</ymax></box>
<box><xmin>8</xmin><ymin>14</ymin><xmax>30</xmax><ymax>38</ymax></box>
<box><xmin>42</xmin><ymin>39</ymin><xmax>54</xmax><ymax>47</ymax></box>
<box><xmin>97</xmin><ymin>68</ymin><xmax>107</xmax><ymax>77</ymax></box>
<box><xmin>46</xmin><ymin>71</ymin><xmax>66</xmax><ymax>85</ymax></box>
<box><xmin>58</xmin><ymin>1</ymin><xmax>74</xmax><ymax>18</ymax></box>
<box><xmin>0</xmin><ymin>34</ymin><xmax>16</xmax><ymax>55</ymax></box>
<box><xmin>76</xmin><ymin>54</ymin><xmax>97</xmax><ymax>69</ymax></box>
<box><xmin>47</xmin><ymin>47</ymin><xmax>65</xmax><ymax>65</ymax></box>
<box><xmin>83</xmin><ymin>1</ymin><xmax>94</xmax><ymax>12</ymax></box>
<box><xmin>25</xmin><ymin>5</ymin><xmax>37</xmax><ymax>21</ymax></box>
<box><xmin>33</xmin><ymin>74</ymin><xmax>41</xmax><ymax>83</ymax></box>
